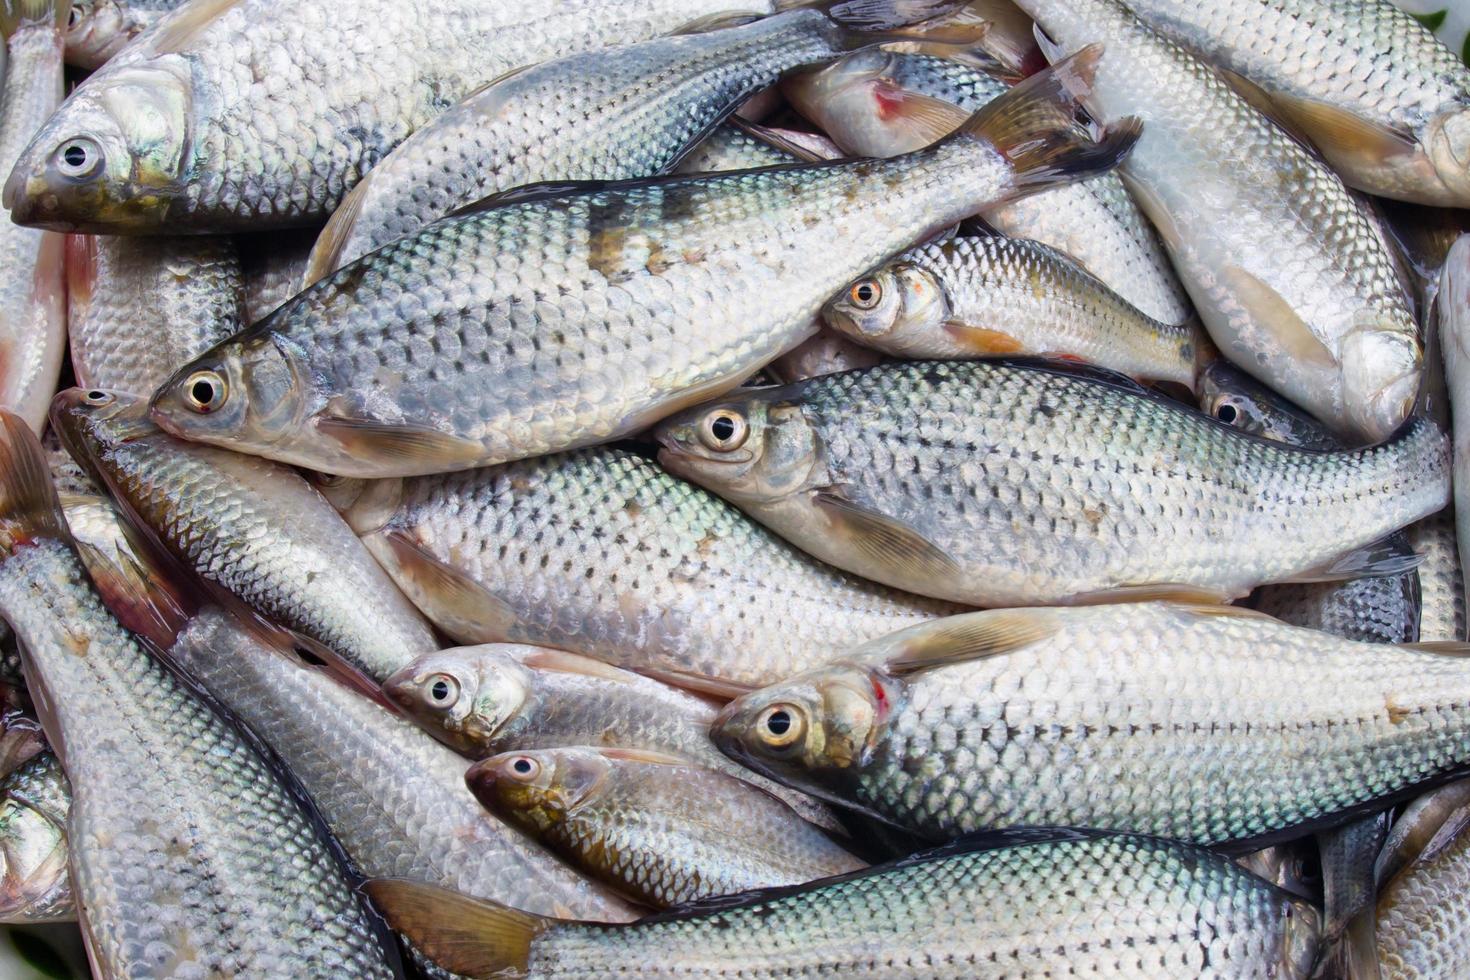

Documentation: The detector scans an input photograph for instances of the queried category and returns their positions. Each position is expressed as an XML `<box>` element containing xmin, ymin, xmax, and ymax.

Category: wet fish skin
<box><xmin>145</xmin><ymin>54</ymin><xmax>1141</xmax><ymax>477</ymax></box>
<box><xmin>712</xmin><ymin>602</ymin><xmax>1470</xmax><ymax>846</ymax></box>
<box><xmin>366</xmin><ymin>831</ymin><xmax>1320</xmax><ymax>979</ymax></box>
<box><xmin>66</xmin><ymin>233</ymin><xmax>245</xmax><ymax>395</ymax></box>
<box><xmin>350</xmin><ymin>447</ymin><xmax>952</xmax><ymax>693</ymax></box>
<box><xmin>655</xmin><ymin>360</ymin><xmax>1448</xmax><ymax>606</ymax></box>
<box><xmin>1250</xmin><ymin>573</ymin><xmax>1421</xmax><ymax>644</ymax></box>
<box><xmin>785</xmin><ymin>46</ymin><xmax>1192</xmax><ymax>324</ymax></box>
<box><xmin>1440</xmin><ymin>236</ymin><xmax>1470</xmax><ymax>638</ymax></box>
<box><xmin>62</xmin><ymin>0</ymin><xmax>181</xmax><ymax>69</ymax></box>
<box><xmin>0</xmin><ymin>411</ymin><xmax>396</xmax><ymax>978</ymax></box>
<box><xmin>51</xmin><ymin>387</ymin><xmax>437</xmax><ymax>683</ymax></box>
<box><xmin>384</xmin><ymin>644</ymin><xmax>839</xmax><ymax>829</ymax></box>
<box><xmin>468</xmin><ymin>746</ymin><xmax>864</xmax><ymax>908</ymax></box>
<box><xmin>1409</xmin><ymin>511</ymin><xmax>1466</xmax><ymax>642</ymax></box>
<box><xmin>1376</xmin><ymin>796</ymin><xmax>1470</xmax><ymax>977</ymax></box>
<box><xmin>0</xmin><ymin>751</ymin><xmax>72</xmax><ymax>923</ymax></box>
<box><xmin>1119</xmin><ymin>0</ymin><xmax>1470</xmax><ymax>207</ymax></box>
<box><xmin>0</xmin><ymin>0</ymin><xmax>67</xmax><ymax>434</ymax></box>
<box><xmin>1015</xmin><ymin>0</ymin><xmax>1422</xmax><ymax>443</ymax></box>
<box><xmin>823</xmin><ymin>235</ymin><xmax>1199</xmax><ymax>386</ymax></box>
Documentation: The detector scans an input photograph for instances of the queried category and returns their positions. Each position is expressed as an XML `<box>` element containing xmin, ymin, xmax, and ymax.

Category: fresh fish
<box><xmin>467</xmin><ymin>746</ymin><xmax>864</xmax><ymax>908</ymax></box>
<box><xmin>1409</xmin><ymin>511</ymin><xmax>1466</xmax><ymax>642</ymax></box>
<box><xmin>0</xmin><ymin>412</ymin><xmax>396</xmax><ymax>977</ymax></box>
<box><xmin>145</xmin><ymin>54</ymin><xmax>1141</xmax><ymax>477</ymax></box>
<box><xmin>822</xmin><ymin>235</ymin><xmax>1200</xmax><ymax>386</ymax></box>
<box><xmin>1197</xmin><ymin>360</ymin><xmax>1341</xmax><ymax>451</ymax></box>
<box><xmin>347</xmin><ymin>447</ymin><xmax>951</xmax><ymax>694</ymax></box>
<box><xmin>1377</xmin><ymin>780</ymin><xmax>1470</xmax><ymax>890</ymax></box>
<box><xmin>51</xmin><ymin>387</ymin><xmax>438</xmax><ymax>683</ymax></box>
<box><xmin>1014</xmin><ymin>0</ymin><xmax>1422</xmax><ymax>442</ymax></box>
<box><xmin>0</xmin><ymin>751</ymin><xmax>71</xmax><ymax>924</ymax></box>
<box><xmin>784</xmin><ymin>46</ymin><xmax>1192</xmax><ymax>325</ymax></box>
<box><xmin>237</xmin><ymin>228</ymin><xmax>315</xmax><ymax>322</ymax></box>
<box><xmin>365</xmin><ymin>830</ymin><xmax>1320</xmax><ymax>979</ymax></box>
<box><xmin>1236</xmin><ymin>842</ymin><xmax>1317</xmax><ymax>899</ymax></box>
<box><xmin>305</xmin><ymin>9</ymin><xmax>907</xmax><ymax>281</ymax></box>
<box><xmin>1119</xmin><ymin>0</ymin><xmax>1470</xmax><ymax>207</ymax></box>
<box><xmin>877</xmin><ymin>0</ymin><xmax>1042</xmax><ymax>76</ymax></box>
<box><xmin>1440</xmin><ymin>235</ymin><xmax>1470</xmax><ymax>636</ymax></box>
<box><xmin>383</xmin><ymin>644</ymin><xmax>840</xmax><ymax>829</ymax></box>
<box><xmin>0</xmin><ymin>0</ymin><xmax>66</xmax><ymax>434</ymax></box>
<box><xmin>1376</xmin><ymin>794</ymin><xmax>1470</xmax><ymax>977</ymax></box>
<box><xmin>66</xmin><ymin>233</ymin><xmax>244</xmax><ymax>395</ymax></box>
<box><xmin>1380</xmin><ymin>199</ymin><xmax>1470</xmax><ymax>311</ymax></box>
<box><xmin>674</xmin><ymin>121</ymin><xmax>843</xmax><ymax>174</ymax></box>
<box><xmin>5</xmin><ymin>0</ymin><xmax>931</xmax><ymax>232</ymax></box>
<box><xmin>62</xmin><ymin>0</ymin><xmax>181</xmax><ymax>68</ymax></box>
<box><xmin>654</xmin><ymin>360</ymin><xmax>1447</xmax><ymax>606</ymax></box>
<box><xmin>712</xmin><ymin>602</ymin><xmax>1470</xmax><ymax>846</ymax></box>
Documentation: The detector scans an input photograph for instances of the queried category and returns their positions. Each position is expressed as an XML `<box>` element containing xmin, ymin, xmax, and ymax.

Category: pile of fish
<box><xmin>1</xmin><ymin>0</ymin><xmax>1470</xmax><ymax>975</ymax></box>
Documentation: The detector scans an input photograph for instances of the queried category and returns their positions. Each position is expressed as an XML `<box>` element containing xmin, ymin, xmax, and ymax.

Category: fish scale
<box><xmin>1409</xmin><ymin>512</ymin><xmax>1466</xmax><ymax>642</ymax></box>
<box><xmin>1377</xmin><ymin>801</ymin><xmax>1470</xmax><ymax>976</ymax></box>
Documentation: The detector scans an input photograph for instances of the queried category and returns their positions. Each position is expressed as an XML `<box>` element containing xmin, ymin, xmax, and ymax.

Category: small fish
<box><xmin>62</xmin><ymin>0</ymin><xmax>182</xmax><ymax>68</ymax></box>
<box><xmin>1197</xmin><ymin>360</ymin><xmax>1342</xmax><ymax>451</ymax></box>
<box><xmin>1315</xmin><ymin>812</ymin><xmax>1389</xmax><ymax>978</ymax></box>
<box><xmin>822</xmin><ymin>235</ymin><xmax>1200</xmax><ymax>386</ymax></box>
<box><xmin>655</xmin><ymin>360</ymin><xmax>1447</xmax><ymax>606</ymax></box>
<box><xmin>0</xmin><ymin>751</ymin><xmax>71</xmax><ymax>924</ymax></box>
<box><xmin>1440</xmin><ymin>235</ymin><xmax>1470</xmax><ymax>638</ymax></box>
<box><xmin>468</xmin><ymin>746</ymin><xmax>864</xmax><ymax>908</ymax></box>
<box><xmin>147</xmin><ymin>52</ymin><xmax>1140</xmax><ymax>477</ymax></box>
<box><xmin>712</xmin><ymin>602</ymin><xmax>1470</xmax><ymax>846</ymax></box>
<box><xmin>1376</xmin><ymin>790</ymin><xmax>1470</xmax><ymax>976</ymax></box>
<box><xmin>0</xmin><ymin>0</ymin><xmax>68</xmax><ymax>433</ymax></box>
<box><xmin>364</xmin><ymin>830</ymin><xmax>1320</xmax><ymax>979</ymax></box>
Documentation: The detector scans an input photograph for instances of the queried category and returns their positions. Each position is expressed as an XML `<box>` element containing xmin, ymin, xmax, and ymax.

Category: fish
<box><xmin>1316</xmin><ymin>812</ymin><xmax>1389</xmax><ymax>978</ymax></box>
<box><xmin>673</xmin><ymin>121</ymin><xmax>844</xmax><ymax>175</ymax></box>
<box><xmin>0</xmin><ymin>681</ymin><xmax>44</xmax><ymax>778</ymax></box>
<box><xmin>765</xmin><ymin>329</ymin><xmax>885</xmax><ymax>383</ymax></box>
<box><xmin>875</xmin><ymin>0</ymin><xmax>1042</xmax><ymax>76</ymax></box>
<box><xmin>347</xmin><ymin>447</ymin><xmax>952</xmax><ymax>695</ymax></box>
<box><xmin>364</xmin><ymin>830</ymin><xmax>1320</xmax><ymax>979</ymax></box>
<box><xmin>0</xmin><ymin>411</ymin><xmax>397</xmax><ymax>977</ymax></box>
<box><xmin>1118</xmin><ymin>0</ymin><xmax>1470</xmax><ymax>207</ymax></box>
<box><xmin>0</xmin><ymin>0</ymin><xmax>67</xmax><ymax>434</ymax></box>
<box><xmin>51</xmin><ymin>387</ymin><xmax>438</xmax><ymax>683</ymax></box>
<box><xmin>5</xmin><ymin>0</ymin><xmax>946</xmax><ymax>233</ymax></box>
<box><xmin>66</xmin><ymin>233</ymin><xmax>245</xmax><ymax>395</ymax></box>
<box><xmin>383</xmin><ymin>644</ymin><xmax>841</xmax><ymax>830</ymax></box>
<box><xmin>237</xmin><ymin>228</ymin><xmax>316</xmax><ymax>323</ymax></box>
<box><xmin>146</xmin><ymin>52</ymin><xmax>1141</xmax><ymax>477</ymax></box>
<box><xmin>1409</xmin><ymin>511</ymin><xmax>1466</xmax><ymax>642</ymax></box>
<box><xmin>304</xmin><ymin>8</ymin><xmax>916</xmax><ymax>282</ymax></box>
<box><xmin>0</xmin><ymin>751</ymin><xmax>72</xmax><ymax>924</ymax></box>
<box><xmin>467</xmin><ymin>746</ymin><xmax>865</xmax><ymax>908</ymax></box>
<box><xmin>1376</xmin><ymin>791</ymin><xmax>1470</xmax><ymax>977</ymax></box>
<box><xmin>1440</xmin><ymin>235</ymin><xmax>1470</xmax><ymax>642</ymax></box>
<box><xmin>712</xmin><ymin>602</ymin><xmax>1470</xmax><ymax>847</ymax></box>
<box><xmin>654</xmin><ymin>359</ymin><xmax>1447</xmax><ymax>607</ymax></box>
<box><xmin>784</xmin><ymin>46</ymin><xmax>1192</xmax><ymax>325</ymax></box>
<box><xmin>1197</xmin><ymin>360</ymin><xmax>1342</xmax><ymax>451</ymax></box>
<box><xmin>821</xmin><ymin>235</ymin><xmax>1200</xmax><ymax>386</ymax></box>
<box><xmin>1014</xmin><ymin>0</ymin><xmax>1422</xmax><ymax>443</ymax></box>
<box><xmin>61</xmin><ymin>0</ymin><xmax>182</xmax><ymax>68</ymax></box>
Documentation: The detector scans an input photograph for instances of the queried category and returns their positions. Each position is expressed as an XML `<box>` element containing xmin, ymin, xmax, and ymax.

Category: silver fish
<box><xmin>1409</xmin><ymin>510</ymin><xmax>1465</xmax><ymax>642</ymax></box>
<box><xmin>1015</xmin><ymin>0</ymin><xmax>1422</xmax><ymax>442</ymax></box>
<box><xmin>1197</xmin><ymin>360</ymin><xmax>1341</xmax><ymax>451</ymax></box>
<box><xmin>1376</xmin><ymin>793</ymin><xmax>1470</xmax><ymax>977</ymax></box>
<box><xmin>1441</xmin><ymin>235</ymin><xmax>1470</xmax><ymax>641</ymax></box>
<box><xmin>145</xmin><ymin>53</ymin><xmax>1141</xmax><ymax>477</ymax></box>
<box><xmin>62</xmin><ymin>0</ymin><xmax>181</xmax><ymax>69</ymax></box>
<box><xmin>0</xmin><ymin>751</ymin><xmax>71</xmax><ymax>924</ymax></box>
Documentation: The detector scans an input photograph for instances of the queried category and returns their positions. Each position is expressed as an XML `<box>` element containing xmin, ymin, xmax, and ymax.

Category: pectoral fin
<box><xmin>884</xmin><ymin>609</ymin><xmax>1061</xmax><ymax>674</ymax></box>
<box><xmin>315</xmin><ymin>415</ymin><xmax>487</xmax><ymax>472</ymax></box>
<box><xmin>1221</xmin><ymin>266</ymin><xmax>1338</xmax><ymax>370</ymax></box>
<box><xmin>942</xmin><ymin>320</ymin><xmax>1027</xmax><ymax>354</ymax></box>
<box><xmin>1271</xmin><ymin>92</ymin><xmax>1421</xmax><ymax>167</ymax></box>
<box><xmin>374</xmin><ymin>530</ymin><xmax>519</xmax><ymax>643</ymax></box>
<box><xmin>812</xmin><ymin>489</ymin><xmax>962</xmax><ymax>586</ymax></box>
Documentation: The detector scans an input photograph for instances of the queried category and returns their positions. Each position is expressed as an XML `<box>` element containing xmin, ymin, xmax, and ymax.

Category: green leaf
<box><xmin>1413</xmin><ymin>10</ymin><xmax>1448</xmax><ymax>31</ymax></box>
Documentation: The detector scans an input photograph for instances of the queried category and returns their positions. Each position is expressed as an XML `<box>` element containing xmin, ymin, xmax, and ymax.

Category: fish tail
<box><xmin>363</xmin><ymin>878</ymin><xmax>554</xmax><ymax>977</ymax></box>
<box><xmin>941</xmin><ymin>44</ymin><xmax>1141</xmax><ymax>193</ymax></box>
<box><xmin>0</xmin><ymin>0</ymin><xmax>70</xmax><ymax>36</ymax></box>
<box><xmin>0</xmin><ymin>412</ymin><xmax>65</xmax><ymax>558</ymax></box>
<box><xmin>789</xmin><ymin>0</ymin><xmax>969</xmax><ymax>32</ymax></box>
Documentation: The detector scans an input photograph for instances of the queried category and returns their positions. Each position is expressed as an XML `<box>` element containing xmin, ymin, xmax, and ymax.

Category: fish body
<box><xmin>145</xmin><ymin>55</ymin><xmax>1141</xmax><ymax>477</ymax></box>
<box><xmin>469</xmin><ymin>746</ymin><xmax>863</xmax><ymax>908</ymax></box>
<box><xmin>1440</xmin><ymin>236</ymin><xmax>1470</xmax><ymax>635</ymax></box>
<box><xmin>823</xmin><ymin>235</ymin><xmax>1199</xmax><ymax>385</ymax></box>
<box><xmin>0</xmin><ymin>750</ymin><xmax>71</xmax><ymax>923</ymax></box>
<box><xmin>713</xmin><ymin>602</ymin><xmax>1470</xmax><ymax>846</ymax></box>
<box><xmin>66</xmin><ymin>233</ymin><xmax>244</xmax><ymax>394</ymax></box>
<box><xmin>62</xmin><ymin>0</ymin><xmax>181</xmax><ymax>68</ymax></box>
<box><xmin>368</xmin><ymin>831</ymin><xmax>1320</xmax><ymax>979</ymax></box>
<box><xmin>350</xmin><ymin>448</ymin><xmax>951</xmax><ymax>692</ymax></box>
<box><xmin>765</xmin><ymin>329</ymin><xmax>884</xmax><ymax>383</ymax></box>
<box><xmin>1014</xmin><ymin>0</ymin><xmax>1422</xmax><ymax>442</ymax></box>
<box><xmin>655</xmin><ymin>360</ymin><xmax>1448</xmax><ymax>606</ymax></box>
<box><xmin>1250</xmin><ymin>572</ymin><xmax>1420</xmax><ymax>644</ymax></box>
<box><xmin>0</xmin><ymin>0</ymin><xmax>67</xmax><ymax>433</ymax></box>
<box><xmin>1409</xmin><ymin>511</ymin><xmax>1465</xmax><ymax>642</ymax></box>
<box><xmin>1120</xmin><ymin>0</ymin><xmax>1470</xmax><ymax>206</ymax></box>
<box><xmin>0</xmin><ymin>412</ymin><xmax>395</xmax><ymax>978</ymax></box>
<box><xmin>1377</xmin><ymin>796</ymin><xmax>1470</xmax><ymax>977</ymax></box>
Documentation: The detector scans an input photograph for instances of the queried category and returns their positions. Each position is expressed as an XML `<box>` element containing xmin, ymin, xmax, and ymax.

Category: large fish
<box><xmin>62</xmin><ymin>0</ymin><xmax>182</xmax><ymax>68</ymax></box>
<box><xmin>712</xmin><ymin>602</ymin><xmax>1470</xmax><ymax>847</ymax></box>
<box><xmin>654</xmin><ymin>360</ymin><xmax>1446</xmax><ymax>606</ymax></box>
<box><xmin>0</xmin><ymin>412</ymin><xmax>396</xmax><ymax>977</ymax></box>
<box><xmin>144</xmin><ymin>53</ymin><xmax>1141</xmax><ymax>477</ymax></box>
<box><xmin>1013</xmin><ymin>0</ymin><xmax>1421</xmax><ymax>442</ymax></box>
<box><xmin>364</xmin><ymin>830</ymin><xmax>1320</xmax><ymax>979</ymax></box>
<box><xmin>343</xmin><ymin>447</ymin><xmax>952</xmax><ymax>695</ymax></box>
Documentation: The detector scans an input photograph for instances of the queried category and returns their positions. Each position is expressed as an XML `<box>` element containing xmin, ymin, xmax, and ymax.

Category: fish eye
<box><xmin>54</xmin><ymin>138</ymin><xmax>103</xmax><ymax>181</ymax></box>
<box><xmin>1214</xmin><ymin>401</ymin><xmax>1239</xmax><ymax>424</ymax></box>
<box><xmin>84</xmin><ymin>390</ymin><xmax>112</xmax><ymax>405</ymax></box>
<box><xmin>848</xmin><ymin>280</ymin><xmax>882</xmax><ymax>310</ymax></box>
<box><xmin>698</xmin><ymin>410</ymin><xmax>748</xmax><ymax>452</ymax></box>
<box><xmin>756</xmin><ymin>703</ymin><xmax>805</xmax><ymax>750</ymax></box>
<box><xmin>508</xmin><ymin>756</ymin><xmax>538</xmax><ymax>778</ymax></box>
<box><xmin>182</xmin><ymin>371</ymin><xmax>227</xmax><ymax>414</ymax></box>
<box><xmin>425</xmin><ymin>673</ymin><xmax>459</xmax><ymax>706</ymax></box>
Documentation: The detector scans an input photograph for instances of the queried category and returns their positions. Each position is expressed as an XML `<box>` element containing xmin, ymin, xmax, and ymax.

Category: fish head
<box><xmin>783</xmin><ymin>48</ymin><xmax>926</xmax><ymax>157</ymax></box>
<box><xmin>654</xmin><ymin>391</ymin><xmax>823</xmax><ymax>506</ymax></box>
<box><xmin>823</xmin><ymin>261</ymin><xmax>948</xmax><ymax>344</ymax></box>
<box><xmin>710</xmin><ymin>661</ymin><xmax>893</xmax><ymax>798</ymax></box>
<box><xmin>1197</xmin><ymin>363</ymin><xmax>1291</xmax><ymax>439</ymax></box>
<box><xmin>383</xmin><ymin>647</ymin><xmax>531</xmax><ymax>752</ymax></box>
<box><xmin>49</xmin><ymin>387</ymin><xmax>158</xmax><ymax>468</ymax></box>
<box><xmin>5</xmin><ymin>62</ymin><xmax>193</xmax><ymax>232</ymax></box>
<box><xmin>63</xmin><ymin>0</ymin><xmax>137</xmax><ymax>70</ymax></box>
<box><xmin>466</xmin><ymin>748</ymin><xmax>610</xmax><ymax>835</ymax></box>
<box><xmin>1339</xmin><ymin>320</ymin><xmax>1421</xmax><ymax>442</ymax></box>
<box><xmin>1427</xmin><ymin>107</ymin><xmax>1470</xmax><ymax>202</ymax></box>
<box><xmin>1276</xmin><ymin>897</ymin><xmax>1321</xmax><ymax>980</ymax></box>
<box><xmin>0</xmin><ymin>797</ymin><xmax>69</xmax><ymax>922</ymax></box>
